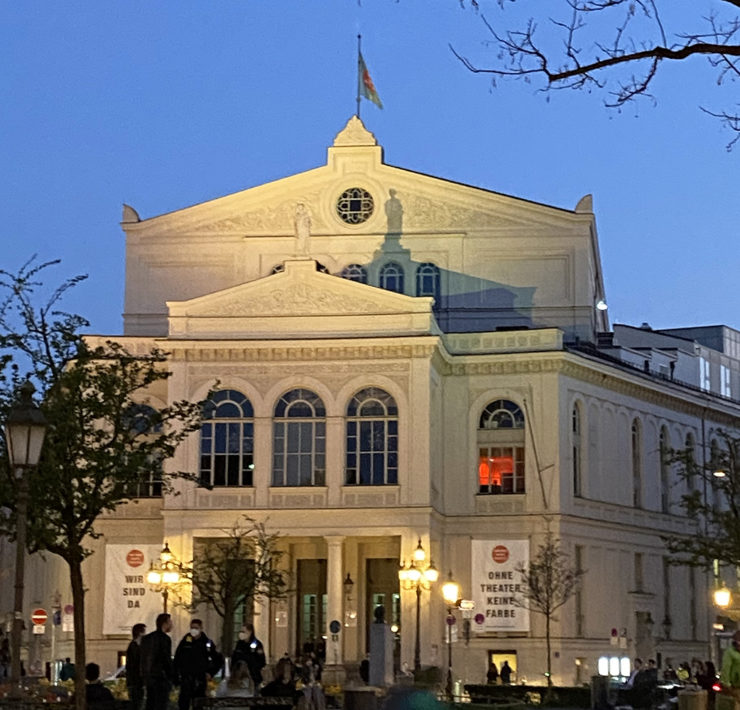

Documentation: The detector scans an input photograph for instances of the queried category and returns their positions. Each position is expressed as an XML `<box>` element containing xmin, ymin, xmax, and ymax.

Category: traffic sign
<box><xmin>31</xmin><ymin>608</ymin><xmax>48</xmax><ymax>625</ymax></box>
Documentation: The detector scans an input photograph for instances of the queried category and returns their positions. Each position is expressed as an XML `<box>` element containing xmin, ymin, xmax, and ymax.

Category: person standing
<box><xmin>140</xmin><ymin>613</ymin><xmax>175</xmax><ymax>710</ymax></box>
<box><xmin>721</xmin><ymin>632</ymin><xmax>740</xmax><ymax>705</ymax></box>
<box><xmin>126</xmin><ymin>623</ymin><xmax>146</xmax><ymax>710</ymax></box>
<box><xmin>174</xmin><ymin>619</ymin><xmax>219</xmax><ymax>710</ymax></box>
<box><xmin>500</xmin><ymin>660</ymin><xmax>512</xmax><ymax>685</ymax></box>
<box><xmin>84</xmin><ymin>662</ymin><xmax>115</xmax><ymax>710</ymax></box>
<box><xmin>232</xmin><ymin>624</ymin><xmax>265</xmax><ymax>693</ymax></box>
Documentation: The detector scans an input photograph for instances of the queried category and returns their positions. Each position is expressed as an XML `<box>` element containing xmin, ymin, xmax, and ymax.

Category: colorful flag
<box><xmin>358</xmin><ymin>52</ymin><xmax>383</xmax><ymax>109</ymax></box>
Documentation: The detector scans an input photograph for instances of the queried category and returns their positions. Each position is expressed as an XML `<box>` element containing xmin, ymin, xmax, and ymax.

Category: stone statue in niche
<box><xmin>294</xmin><ymin>202</ymin><xmax>311</xmax><ymax>257</ymax></box>
<box><xmin>385</xmin><ymin>189</ymin><xmax>403</xmax><ymax>233</ymax></box>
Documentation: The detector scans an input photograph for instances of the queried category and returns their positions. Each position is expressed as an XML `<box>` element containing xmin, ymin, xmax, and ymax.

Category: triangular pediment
<box><xmin>166</xmin><ymin>259</ymin><xmax>437</xmax><ymax>340</ymax></box>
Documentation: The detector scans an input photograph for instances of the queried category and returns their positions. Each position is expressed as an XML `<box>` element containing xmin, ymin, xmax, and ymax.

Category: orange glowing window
<box><xmin>479</xmin><ymin>455</ymin><xmax>514</xmax><ymax>487</ymax></box>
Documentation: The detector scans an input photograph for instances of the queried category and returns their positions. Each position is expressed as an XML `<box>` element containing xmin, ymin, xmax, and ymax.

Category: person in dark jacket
<box><xmin>231</xmin><ymin>624</ymin><xmax>265</xmax><ymax>692</ymax></box>
<box><xmin>84</xmin><ymin>663</ymin><xmax>115</xmax><ymax>710</ymax></box>
<box><xmin>140</xmin><ymin>613</ymin><xmax>174</xmax><ymax>710</ymax></box>
<box><xmin>126</xmin><ymin>623</ymin><xmax>147</xmax><ymax>710</ymax></box>
<box><xmin>174</xmin><ymin>619</ymin><xmax>219</xmax><ymax>710</ymax></box>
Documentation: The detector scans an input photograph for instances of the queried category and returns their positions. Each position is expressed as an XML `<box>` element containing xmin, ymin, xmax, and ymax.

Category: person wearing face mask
<box><xmin>232</xmin><ymin>623</ymin><xmax>266</xmax><ymax>693</ymax></box>
<box><xmin>173</xmin><ymin>619</ymin><xmax>219</xmax><ymax>710</ymax></box>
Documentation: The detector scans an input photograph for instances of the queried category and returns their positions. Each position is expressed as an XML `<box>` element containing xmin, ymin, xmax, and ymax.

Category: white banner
<box><xmin>103</xmin><ymin>545</ymin><xmax>163</xmax><ymax>635</ymax></box>
<box><xmin>471</xmin><ymin>539</ymin><xmax>530</xmax><ymax>633</ymax></box>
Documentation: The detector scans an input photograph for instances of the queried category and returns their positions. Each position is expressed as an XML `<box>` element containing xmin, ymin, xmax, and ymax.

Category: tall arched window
<box><xmin>572</xmin><ymin>404</ymin><xmax>583</xmax><ymax>497</ymax></box>
<box><xmin>341</xmin><ymin>264</ymin><xmax>368</xmax><ymax>284</ymax></box>
<box><xmin>200</xmin><ymin>390</ymin><xmax>254</xmax><ymax>487</ymax></box>
<box><xmin>685</xmin><ymin>433</ymin><xmax>696</xmax><ymax>492</ymax></box>
<box><xmin>273</xmin><ymin>389</ymin><xmax>326</xmax><ymax>487</ymax></box>
<box><xmin>415</xmin><ymin>263</ymin><xmax>440</xmax><ymax>303</ymax></box>
<box><xmin>660</xmin><ymin>427</ymin><xmax>671</xmax><ymax>513</ymax></box>
<box><xmin>379</xmin><ymin>262</ymin><xmax>404</xmax><ymax>294</ymax></box>
<box><xmin>123</xmin><ymin>403</ymin><xmax>163</xmax><ymax>498</ymax></box>
<box><xmin>345</xmin><ymin>388</ymin><xmax>398</xmax><ymax>486</ymax></box>
<box><xmin>478</xmin><ymin>399</ymin><xmax>525</xmax><ymax>495</ymax></box>
<box><xmin>632</xmin><ymin>419</ymin><xmax>642</xmax><ymax>508</ymax></box>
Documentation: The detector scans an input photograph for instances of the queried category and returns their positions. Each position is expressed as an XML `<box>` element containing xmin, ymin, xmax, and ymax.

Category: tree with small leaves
<box><xmin>181</xmin><ymin>516</ymin><xmax>290</xmax><ymax>654</ymax></box>
<box><xmin>663</xmin><ymin>430</ymin><xmax>740</xmax><ymax>570</ymax></box>
<box><xmin>514</xmin><ymin>531</ymin><xmax>584</xmax><ymax>693</ymax></box>
<box><xmin>0</xmin><ymin>258</ymin><xmax>206</xmax><ymax>710</ymax></box>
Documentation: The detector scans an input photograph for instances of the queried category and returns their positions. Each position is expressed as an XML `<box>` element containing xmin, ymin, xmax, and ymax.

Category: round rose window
<box><xmin>336</xmin><ymin>187</ymin><xmax>374</xmax><ymax>224</ymax></box>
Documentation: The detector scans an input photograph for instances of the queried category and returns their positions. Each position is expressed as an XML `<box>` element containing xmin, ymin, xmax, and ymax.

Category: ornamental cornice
<box><xmin>169</xmin><ymin>342</ymin><xmax>438</xmax><ymax>362</ymax></box>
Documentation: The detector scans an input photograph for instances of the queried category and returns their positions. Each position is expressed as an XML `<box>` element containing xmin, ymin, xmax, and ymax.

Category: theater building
<box><xmin>5</xmin><ymin>117</ymin><xmax>740</xmax><ymax>686</ymax></box>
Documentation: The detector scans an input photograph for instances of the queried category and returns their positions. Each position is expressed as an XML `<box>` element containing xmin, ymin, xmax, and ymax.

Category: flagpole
<box><xmin>356</xmin><ymin>34</ymin><xmax>362</xmax><ymax>118</ymax></box>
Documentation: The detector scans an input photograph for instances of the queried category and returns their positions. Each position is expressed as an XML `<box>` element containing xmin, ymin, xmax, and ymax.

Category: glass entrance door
<box><xmin>297</xmin><ymin>559</ymin><xmax>327</xmax><ymax>658</ymax></box>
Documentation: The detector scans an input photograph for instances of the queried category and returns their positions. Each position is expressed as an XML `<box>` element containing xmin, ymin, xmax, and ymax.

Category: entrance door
<box><xmin>297</xmin><ymin>559</ymin><xmax>327</xmax><ymax>657</ymax></box>
<box><xmin>366</xmin><ymin>559</ymin><xmax>401</xmax><ymax>667</ymax></box>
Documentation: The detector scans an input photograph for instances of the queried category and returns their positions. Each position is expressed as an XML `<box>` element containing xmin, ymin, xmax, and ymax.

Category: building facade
<box><xmin>4</xmin><ymin>117</ymin><xmax>740</xmax><ymax>686</ymax></box>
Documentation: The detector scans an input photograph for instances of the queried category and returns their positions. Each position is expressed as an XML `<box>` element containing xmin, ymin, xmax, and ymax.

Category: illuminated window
<box><xmin>272</xmin><ymin>389</ymin><xmax>326</xmax><ymax>487</ymax></box>
<box><xmin>345</xmin><ymin>388</ymin><xmax>398</xmax><ymax>486</ymax></box>
<box><xmin>200</xmin><ymin>390</ymin><xmax>254</xmax><ymax>487</ymax></box>
<box><xmin>477</xmin><ymin>400</ymin><xmax>525</xmax><ymax>495</ymax></box>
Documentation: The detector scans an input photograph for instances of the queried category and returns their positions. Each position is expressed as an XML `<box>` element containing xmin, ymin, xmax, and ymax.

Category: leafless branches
<box><xmin>453</xmin><ymin>0</ymin><xmax>740</xmax><ymax>147</ymax></box>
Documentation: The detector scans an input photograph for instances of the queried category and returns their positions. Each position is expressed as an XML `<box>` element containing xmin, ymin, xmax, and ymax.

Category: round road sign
<box><xmin>31</xmin><ymin>608</ymin><xmax>48</xmax><ymax>625</ymax></box>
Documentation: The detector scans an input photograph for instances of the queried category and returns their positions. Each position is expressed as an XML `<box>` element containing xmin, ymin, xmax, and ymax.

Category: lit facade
<box><xmin>4</xmin><ymin>117</ymin><xmax>740</xmax><ymax>686</ymax></box>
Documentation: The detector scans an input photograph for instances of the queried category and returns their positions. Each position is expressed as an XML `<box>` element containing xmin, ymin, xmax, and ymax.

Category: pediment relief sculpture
<box><xmin>184</xmin><ymin>282</ymin><xmax>398</xmax><ymax>318</ymax></box>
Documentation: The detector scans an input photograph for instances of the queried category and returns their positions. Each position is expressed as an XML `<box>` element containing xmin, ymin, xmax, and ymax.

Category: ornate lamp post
<box><xmin>442</xmin><ymin>572</ymin><xmax>461</xmax><ymax>702</ymax></box>
<box><xmin>146</xmin><ymin>542</ymin><xmax>182</xmax><ymax>612</ymax></box>
<box><xmin>399</xmin><ymin>538</ymin><xmax>439</xmax><ymax>672</ymax></box>
<box><xmin>4</xmin><ymin>381</ymin><xmax>48</xmax><ymax>690</ymax></box>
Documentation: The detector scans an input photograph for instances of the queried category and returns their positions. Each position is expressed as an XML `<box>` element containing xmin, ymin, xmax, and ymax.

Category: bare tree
<box><xmin>451</xmin><ymin>1</ymin><xmax>740</xmax><ymax>148</ymax></box>
<box><xmin>182</xmin><ymin>517</ymin><xmax>289</xmax><ymax>654</ymax></box>
<box><xmin>515</xmin><ymin>532</ymin><xmax>584</xmax><ymax>692</ymax></box>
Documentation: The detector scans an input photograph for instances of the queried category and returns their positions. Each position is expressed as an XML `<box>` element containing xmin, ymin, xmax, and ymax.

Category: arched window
<box><xmin>478</xmin><ymin>399</ymin><xmax>525</xmax><ymax>495</ymax></box>
<box><xmin>632</xmin><ymin>419</ymin><xmax>642</xmax><ymax>508</ymax></box>
<box><xmin>341</xmin><ymin>264</ymin><xmax>368</xmax><ymax>284</ymax></box>
<box><xmin>345</xmin><ymin>388</ymin><xmax>398</xmax><ymax>486</ymax></box>
<box><xmin>660</xmin><ymin>427</ymin><xmax>670</xmax><ymax>513</ymax></box>
<box><xmin>200</xmin><ymin>390</ymin><xmax>254</xmax><ymax>487</ymax></box>
<box><xmin>123</xmin><ymin>403</ymin><xmax>163</xmax><ymax>498</ymax></box>
<box><xmin>316</xmin><ymin>262</ymin><xmax>330</xmax><ymax>274</ymax></box>
<box><xmin>273</xmin><ymin>389</ymin><xmax>326</xmax><ymax>487</ymax></box>
<box><xmin>379</xmin><ymin>262</ymin><xmax>404</xmax><ymax>294</ymax></box>
<box><xmin>685</xmin><ymin>433</ymin><xmax>696</xmax><ymax>492</ymax></box>
<box><xmin>415</xmin><ymin>263</ymin><xmax>440</xmax><ymax>303</ymax></box>
<box><xmin>271</xmin><ymin>264</ymin><xmax>285</xmax><ymax>274</ymax></box>
<box><xmin>572</xmin><ymin>404</ymin><xmax>583</xmax><ymax>497</ymax></box>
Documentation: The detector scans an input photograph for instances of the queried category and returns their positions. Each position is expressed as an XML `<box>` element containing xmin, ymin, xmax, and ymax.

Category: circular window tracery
<box><xmin>336</xmin><ymin>187</ymin><xmax>374</xmax><ymax>224</ymax></box>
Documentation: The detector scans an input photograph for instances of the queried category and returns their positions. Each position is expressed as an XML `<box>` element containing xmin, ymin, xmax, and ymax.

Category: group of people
<box><xmin>622</xmin><ymin>656</ymin><xmax>718</xmax><ymax>709</ymax></box>
<box><xmin>486</xmin><ymin>660</ymin><xmax>513</xmax><ymax>685</ymax></box>
<box><xmin>120</xmin><ymin>613</ymin><xmax>324</xmax><ymax>710</ymax></box>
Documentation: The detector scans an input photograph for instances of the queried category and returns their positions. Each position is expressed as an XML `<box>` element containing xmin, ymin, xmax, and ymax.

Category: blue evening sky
<box><xmin>1</xmin><ymin>2</ymin><xmax>738</xmax><ymax>335</ymax></box>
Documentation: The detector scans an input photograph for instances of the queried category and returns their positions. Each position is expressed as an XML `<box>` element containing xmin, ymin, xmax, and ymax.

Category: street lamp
<box><xmin>4</xmin><ymin>381</ymin><xmax>48</xmax><ymax>689</ymax></box>
<box><xmin>399</xmin><ymin>538</ymin><xmax>439</xmax><ymax>672</ymax></box>
<box><xmin>442</xmin><ymin>572</ymin><xmax>461</xmax><ymax>702</ymax></box>
<box><xmin>146</xmin><ymin>542</ymin><xmax>182</xmax><ymax>612</ymax></box>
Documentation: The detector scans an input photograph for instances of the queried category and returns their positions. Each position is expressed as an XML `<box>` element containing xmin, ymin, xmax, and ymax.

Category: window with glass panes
<box><xmin>200</xmin><ymin>390</ymin><xmax>254</xmax><ymax>487</ymax></box>
<box><xmin>345</xmin><ymin>388</ymin><xmax>398</xmax><ymax>485</ymax></box>
<box><xmin>379</xmin><ymin>262</ymin><xmax>404</xmax><ymax>294</ymax></box>
<box><xmin>272</xmin><ymin>389</ymin><xmax>326</xmax><ymax>487</ymax></box>
<box><xmin>477</xmin><ymin>400</ymin><xmax>525</xmax><ymax>495</ymax></box>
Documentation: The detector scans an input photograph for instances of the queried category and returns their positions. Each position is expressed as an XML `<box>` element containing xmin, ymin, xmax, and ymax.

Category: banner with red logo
<box><xmin>103</xmin><ymin>544</ymin><xmax>163</xmax><ymax>635</ymax></box>
<box><xmin>471</xmin><ymin>539</ymin><xmax>530</xmax><ymax>633</ymax></box>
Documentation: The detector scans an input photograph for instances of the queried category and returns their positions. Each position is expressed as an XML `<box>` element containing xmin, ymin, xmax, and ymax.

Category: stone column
<box><xmin>324</xmin><ymin>536</ymin><xmax>345</xmax><ymax>671</ymax></box>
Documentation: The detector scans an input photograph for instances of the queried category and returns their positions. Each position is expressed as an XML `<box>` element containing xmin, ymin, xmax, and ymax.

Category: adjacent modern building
<box><xmin>3</xmin><ymin>117</ymin><xmax>740</xmax><ymax>687</ymax></box>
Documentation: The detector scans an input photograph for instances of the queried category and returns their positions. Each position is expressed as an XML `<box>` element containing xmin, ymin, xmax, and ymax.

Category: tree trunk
<box><xmin>545</xmin><ymin>611</ymin><xmax>553</xmax><ymax>700</ymax></box>
<box><xmin>70</xmin><ymin>556</ymin><xmax>87</xmax><ymax>710</ymax></box>
<box><xmin>222</xmin><ymin>600</ymin><xmax>236</xmax><ymax>659</ymax></box>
